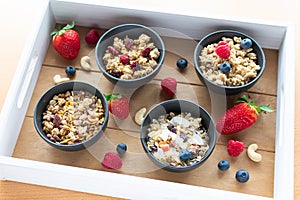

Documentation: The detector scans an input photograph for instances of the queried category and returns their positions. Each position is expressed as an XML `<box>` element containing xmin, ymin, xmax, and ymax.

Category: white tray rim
<box><xmin>0</xmin><ymin>0</ymin><xmax>295</xmax><ymax>199</ymax></box>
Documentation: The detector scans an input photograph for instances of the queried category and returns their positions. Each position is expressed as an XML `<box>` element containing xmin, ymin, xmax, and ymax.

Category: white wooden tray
<box><xmin>0</xmin><ymin>0</ymin><xmax>295</xmax><ymax>199</ymax></box>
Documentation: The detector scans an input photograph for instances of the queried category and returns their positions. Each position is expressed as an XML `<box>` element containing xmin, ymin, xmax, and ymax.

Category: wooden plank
<box><xmin>42</xmin><ymin>26</ymin><xmax>278</xmax><ymax>95</ymax></box>
<box><xmin>14</xmin><ymin>117</ymin><xmax>274</xmax><ymax>197</ymax></box>
<box><xmin>26</xmin><ymin>66</ymin><xmax>276</xmax><ymax>151</ymax></box>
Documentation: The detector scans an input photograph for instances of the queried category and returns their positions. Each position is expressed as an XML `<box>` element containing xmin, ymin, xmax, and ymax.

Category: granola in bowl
<box><xmin>42</xmin><ymin>90</ymin><xmax>105</xmax><ymax>145</ymax></box>
<box><xmin>194</xmin><ymin>30</ymin><xmax>265</xmax><ymax>95</ymax></box>
<box><xmin>95</xmin><ymin>24</ymin><xmax>165</xmax><ymax>88</ymax></box>
<box><xmin>140</xmin><ymin>99</ymin><xmax>216</xmax><ymax>172</ymax></box>
<box><xmin>103</xmin><ymin>33</ymin><xmax>161</xmax><ymax>80</ymax></box>
<box><xmin>34</xmin><ymin>81</ymin><xmax>109</xmax><ymax>151</ymax></box>
<box><xmin>199</xmin><ymin>36</ymin><xmax>261</xmax><ymax>86</ymax></box>
<box><xmin>146</xmin><ymin>112</ymin><xmax>210</xmax><ymax>167</ymax></box>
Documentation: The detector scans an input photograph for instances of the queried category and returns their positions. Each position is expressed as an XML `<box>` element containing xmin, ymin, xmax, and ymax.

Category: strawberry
<box><xmin>216</xmin><ymin>95</ymin><xmax>274</xmax><ymax>135</ymax></box>
<box><xmin>105</xmin><ymin>94</ymin><xmax>130</xmax><ymax>120</ymax></box>
<box><xmin>85</xmin><ymin>29</ymin><xmax>100</xmax><ymax>45</ymax></box>
<box><xmin>101</xmin><ymin>152</ymin><xmax>123</xmax><ymax>170</ymax></box>
<box><xmin>161</xmin><ymin>77</ymin><xmax>177</xmax><ymax>96</ymax></box>
<box><xmin>227</xmin><ymin>140</ymin><xmax>244</xmax><ymax>157</ymax></box>
<box><xmin>51</xmin><ymin>21</ymin><xmax>80</xmax><ymax>60</ymax></box>
<box><xmin>215</xmin><ymin>41</ymin><xmax>230</xmax><ymax>59</ymax></box>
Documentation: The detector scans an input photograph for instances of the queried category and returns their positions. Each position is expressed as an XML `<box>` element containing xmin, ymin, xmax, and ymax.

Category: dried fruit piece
<box><xmin>141</xmin><ymin>47</ymin><xmax>151</xmax><ymax>57</ymax></box>
<box><xmin>107</xmin><ymin>46</ymin><xmax>119</xmax><ymax>55</ymax></box>
<box><xmin>120</xmin><ymin>55</ymin><xmax>130</xmax><ymax>65</ymax></box>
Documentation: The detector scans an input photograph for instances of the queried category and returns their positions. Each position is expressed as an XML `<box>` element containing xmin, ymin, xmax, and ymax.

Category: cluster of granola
<box><xmin>199</xmin><ymin>36</ymin><xmax>261</xmax><ymax>86</ymax></box>
<box><xmin>42</xmin><ymin>90</ymin><xmax>105</xmax><ymax>145</ymax></box>
<box><xmin>103</xmin><ymin>34</ymin><xmax>160</xmax><ymax>80</ymax></box>
<box><xmin>146</xmin><ymin>112</ymin><xmax>210</xmax><ymax>167</ymax></box>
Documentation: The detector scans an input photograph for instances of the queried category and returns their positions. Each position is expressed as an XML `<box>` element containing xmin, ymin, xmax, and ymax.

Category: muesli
<box><xmin>146</xmin><ymin>112</ymin><xmax>210</xmax><ymax>167</ymax></box>
<box><xmin>42</xmin><ymin>90</ymin><xmax>105</xmax><ymax>145</ymax></box>
<box><xmin>103</xmin><ymin>34</ymin><xmax>160</xmax><ymax>80</ymax></box>
<box><xmin>199</xmin><ymin>36</ymin><xmax>261</xmax><ymax>86</ymax></box>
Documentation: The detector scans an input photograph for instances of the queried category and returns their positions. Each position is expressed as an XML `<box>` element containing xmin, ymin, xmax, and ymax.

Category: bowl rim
<box><xmin>194</xmin><ymin>29</ymin><xmax>266</xmax><ymax>90</ymax></box>
<box><xmin>140</xmin><ymin>99</ymin><xmax>216</xmax><ymax>171</ymax></box>
<box><xmin>33</xmin><ymin>81</ymin><xmax>109</xmax><ymax>149</ymax></box>
<box><xmin>95</xmin><ymin>23</ymin><xmax>166</xmax><ymax>83</ymax></box>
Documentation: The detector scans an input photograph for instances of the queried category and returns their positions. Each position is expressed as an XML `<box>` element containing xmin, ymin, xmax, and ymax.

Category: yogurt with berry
<box><xmin>146</xmin><ymin>112</ymin><xmax>210</xmax><ymax>167</ymax></box>
<box><xmin>102</xmin><ymin>34</ymin><xmax>161</xmax><ymax>80</ymax></box>
<box><xmin>199</xmin><ymin>36</ymin><xmax>261</xmax><ymax>86</ymax></box>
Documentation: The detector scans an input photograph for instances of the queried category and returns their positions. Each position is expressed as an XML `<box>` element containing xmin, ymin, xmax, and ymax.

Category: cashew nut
<box><xmin>80</xmin><ymin>56</ymin><xmax>92</xmax><ymax>71</ymax></box>
<box><xmin>247</xmin><ymin>143</ymin><xmax>262</xmax><ymax>162</ymax></box>
<box><xmin>53</xmin><ymin>74</ymin><xmax>70</xmax><ymax>84</ymax></box>
<box><xmin>134</xmin><ymin>107</ymin><xmax>147</xmax><ymax>125</ymax></box>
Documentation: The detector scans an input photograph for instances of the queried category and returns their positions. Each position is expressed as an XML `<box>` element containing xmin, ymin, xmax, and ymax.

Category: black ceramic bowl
<box><xmin>140</xmin><ymin>100</ymin><xmax>216</xmax><ymax>172</ymax></box>
<box><xmin>194</xmin><ymin>30</ymin><xmax>265</xmax><ymax>95</ymax></box>
<box><xmin>34</xmin><ymin>81</ymin><xmax>109</xmax><ymax>151</ymax></box>
<box><xmin>95</xmin><ymin>23</ymin><xmax>165</xmax><ymax>88</ymax></box>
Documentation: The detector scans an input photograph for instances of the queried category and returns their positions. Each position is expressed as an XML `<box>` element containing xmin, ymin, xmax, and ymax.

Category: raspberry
<box><xmin>161</xmin><ymin>77</ymin><xmax>177</xmax><ymax>96</ymax></box>
<box><xmin>215</xmin><ymin>41</ymin><xmax>230</xmax><ymax>59</ymax></box>
<box><xmin>101</xmin><ymin>152</ymin><xmax>123</xmax><ymax>170</ymax></box>
<box><xmin>85</xmin><ymin>29</ymin><xmax>100</xmax><ymax>45</ymax></box>
<box><xmin>120</xmin><ymin>55</ymin><xmax>129</xmax><ymax>65</ymax></box>
<box><xmin>227</xmin><ymin>139</ymin><xmax>244</xmax><ymax>157</ymax></box>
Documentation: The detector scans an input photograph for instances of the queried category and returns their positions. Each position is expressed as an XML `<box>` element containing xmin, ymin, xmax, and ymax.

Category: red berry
<box><xmin>216</xmin><ymin>95</ymin><xmax>273</xmax><ymax>135</ymax></box>
<box><xmin>51</xmin><ymin>21</ymin><xmax>80</xmax><ymax>60</ymax></box>
<box><xmin>85</xmin><ymin>29</ymin><xmax>100</xmax><ymax>45</ymax></box>
<box><xmin>120</xmin><ymin>55</ymin><xmax>130</xmax><ymax>65</ymax></box>
<box><xmin>227</xmin><ymin>140</ymin><xmax>244</xmax><ymax>157</ymax></box>
<box><xmin>105</xmin><ymin>94</ymin><xmax>130</xmax><ymax>120</ymax></box>
<box><xmin>161</xmin><ymin>77</ymin><xmax>177</xmax><ymax>96</ymax></box>
<box><xmin>141</xmin><ymin>47</ymin><xmax>151</xmax><ymax>57</ymax></box>
<box><xmin>215</xmin><ymin>41</ymin><xmax>230</xmax><ymax>59</ymax></box>
<box><xmin>101</xmin><ymin>152</ymin><xmax>122</xmax><ymax>170</ymax></box>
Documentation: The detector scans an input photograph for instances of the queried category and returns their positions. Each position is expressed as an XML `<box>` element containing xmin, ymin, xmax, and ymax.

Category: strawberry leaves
<box><xmin>51</xmin><ymin>21</ymin><xmax>75</xmax><ymax>36</ymax></box>
<box><xmin>236</xmin><ymin>95</ymin><xmax>274</xmax><ymax>114</ymax></box>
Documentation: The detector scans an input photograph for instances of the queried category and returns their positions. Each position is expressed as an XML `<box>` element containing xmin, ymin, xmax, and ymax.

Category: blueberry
<box><xmin>176</xmin><ymin>58</ymin><xmax>188</xmax><ymax>69</ymax></box>
<box><xmin>65</xmin><ymin>66</ymin><xmax>76</xmax><ymax>77</ymax></box>
<box><xmin>240</xmin><ymin>38</ymin><xmax>252</xmax><ymax>49</ymax></box>
<box><xmin>219</xmin><ymin>62</ymin><xmax>231</xmax><ymax>73</ymax></box>
<box><xmin>236</xmin><ymin>169</ymin><xmax>250</xmax><ymax>183</ymax></box>
<box><xmin>218</xmin><ymin>160</ymin><xmax>230</xmax><ymax>171</ymax></box>
<box><xmin>116</xmin><ymin>143</ymin><xmax>127</xmax><ymax>155</ymax></box>
<box><xmin>179</xmin><ymin>149</ymin><xmax>191</xmax><ymax>162</ymax></box>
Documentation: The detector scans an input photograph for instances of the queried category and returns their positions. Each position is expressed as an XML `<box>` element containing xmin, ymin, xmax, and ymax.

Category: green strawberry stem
<box><xmin>51</xmin><ymin>21</ymin><xmax>75</xmax><ymax>36</ymax></box>
<box><xmin>104</xmin><ymin>94</ymin><xmax>122</xmax><ymax>102</ymax></box>
<box><xmin>235</xmin><ymin>95</ymin><xmax>274</xmax><ymax>114</ymax></box>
